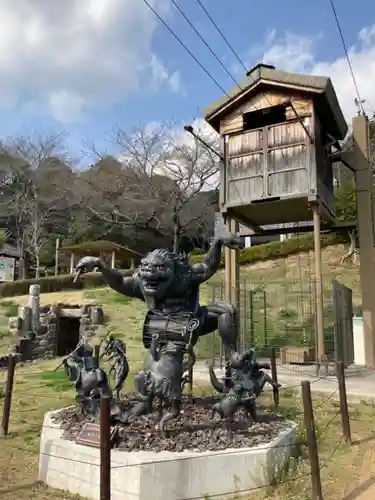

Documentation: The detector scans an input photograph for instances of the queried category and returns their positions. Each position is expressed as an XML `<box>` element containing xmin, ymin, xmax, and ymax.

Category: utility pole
<box><xmin>351</xmin><ymin>114</ymin><xmax>375</xmax><ymax>368</ymax></box>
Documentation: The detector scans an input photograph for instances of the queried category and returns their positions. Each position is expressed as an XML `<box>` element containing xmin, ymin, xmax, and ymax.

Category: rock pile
<box><xmin>52</xmin><ymin>395</ymin><xmax>291</xmax><ymax>453</ymax></box>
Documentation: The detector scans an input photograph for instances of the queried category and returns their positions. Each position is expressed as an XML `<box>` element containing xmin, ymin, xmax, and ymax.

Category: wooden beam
<box><xmin>224</xmin><ymin>216</ymin><xmax>231</xmax><ymax>304</ymax></box>
<box><xmin>236</xmin><ymin>221</ymin><xmax>357</xmax><ymax>238</ymax></box>
<box><xmin>226</xmin><ymin>208</ymin><xmax>266</xmax><ymax>234</ymax></box>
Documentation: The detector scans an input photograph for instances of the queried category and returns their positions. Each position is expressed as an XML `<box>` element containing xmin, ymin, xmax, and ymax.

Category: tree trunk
<box><xmin>172</xmin><ymin>206</ymin><xmax>181</xmax><ymax>254</ymax></box>
<box><xmin>35</xmin><ymin>254</ymin><xmax>40</xmax><ymax>279</ymax></box>
<box><xmin>173</xmin><ymin>223</ymin><xmax>180</xmax><ymax>254</ymax></box>
<box><xmin>17</xmin><ymin>235</ymin><xmax>26</xmax><ymax>280</ymax></box>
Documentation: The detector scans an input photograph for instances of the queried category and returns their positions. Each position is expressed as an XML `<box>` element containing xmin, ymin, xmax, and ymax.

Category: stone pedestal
<box><xmin>39</xmin><ymin>410</ymin><xmax>297</xmax><ymax>500</ymax></box>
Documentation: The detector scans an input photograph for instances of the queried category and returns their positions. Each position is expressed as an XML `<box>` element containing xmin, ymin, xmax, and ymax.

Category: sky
<box><xmin>0</xmin><ymin>0</ymin><xmax>374</xmax><ymax>163</ymax></box>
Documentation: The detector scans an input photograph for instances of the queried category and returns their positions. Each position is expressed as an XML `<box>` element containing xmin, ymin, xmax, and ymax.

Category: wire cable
<box><xmin>194</xmin><ymin>0</ymin><xmax>249</xmax><ymax>74</ymax></box>
<box><xmin>194</xmin><ymin>0</ymin><xmax>274</xmax><ymax>109</ymax></box>
<box><xmin>141</xmin><ymin>0</ymin><xmax>230</xmax><ymax>97</ymax></box>
<box><xmin>328</xmin><ymin>0</ymin><xmax>365</xmax><ymax>115</ymax></box>
<box><xmin>171</xmin><ymin>0</ymin><xmax>243</xmax><ymax>90</ymax></box>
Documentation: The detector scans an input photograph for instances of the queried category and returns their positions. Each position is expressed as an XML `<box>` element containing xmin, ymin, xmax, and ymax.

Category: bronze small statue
<box><xmin>100</xmin><ymin>336</ymin><xmax>129</xmax><ymax>400</ymax></box>
<box><xmin>209</xmin><ymin>348</ymin><xmax>280</xmax><ymax>422</ymax></box>
<box><xmin>59</xmin><ymin>340</ymin><xmax>112</xmax><ymax>414</ymax></box>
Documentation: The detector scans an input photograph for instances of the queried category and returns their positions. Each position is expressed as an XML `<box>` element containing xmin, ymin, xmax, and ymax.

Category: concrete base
<box><xmin>39</xmin><ymin>410</ymin><xmax>297</xmax><ymax>500</ymax></box>
<box><xmin>353</xmin><ymin>316</ymin><xmax>365</xmax><ymax>366</ymax></box>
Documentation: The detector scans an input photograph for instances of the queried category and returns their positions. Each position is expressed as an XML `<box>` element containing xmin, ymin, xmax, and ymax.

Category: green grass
<box><xmin>38</xmin><ymin>371</ymin><xmax>73</xmax><ymax>393</ymax></box>
<box><xmin>2</xmin><ymin>360</ymin><xmax>375</xmax><ymax>500</ymax></box>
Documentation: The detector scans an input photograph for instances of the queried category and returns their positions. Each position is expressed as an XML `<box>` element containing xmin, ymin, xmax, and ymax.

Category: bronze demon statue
<box><xmin>75</xmin><ymin>234</ymin><xmax>244</xmax><ymax>432</ymax></box>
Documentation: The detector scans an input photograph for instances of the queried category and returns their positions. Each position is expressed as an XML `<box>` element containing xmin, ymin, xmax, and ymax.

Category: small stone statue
<box><xmin>100</xmin><ymin>336</ymin><xmax>129</xmax><ymax>400</ymax></box>
<box><xmin>209</xmin><ymin>348</ymin><xmax>280</xmax><ymax>422</ymax></box>
<box><xmin>59</xmin><ymin>340</ymin><xmax>112</xmax><ymax>414</ymax></box>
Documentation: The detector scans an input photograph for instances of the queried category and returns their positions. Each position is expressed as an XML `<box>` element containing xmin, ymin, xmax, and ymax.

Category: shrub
<box><xmin>0</xmin><ymin>269</ymin><xmax>133</xmax><ymax>298</ymax></box>
<box><xmin>189</xmin><ymin>248</ymin><xmax>206</xmax><ymax>256</ymax></box>
<box><xmin>188</xmin><ymin>232</ymin><xmax>347</xmax><ymax>266</ymax></box>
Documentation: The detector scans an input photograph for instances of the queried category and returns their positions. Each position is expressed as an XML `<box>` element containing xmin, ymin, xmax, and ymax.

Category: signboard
<box><xmin>0</xmin><ymin>256</ymin><xmax>15</xmax><ymax>282</ymax></box>
<box><xmin>75</xmin><ymin>422</ymin><xmax>118</xmax><ymax>448</ymax></box>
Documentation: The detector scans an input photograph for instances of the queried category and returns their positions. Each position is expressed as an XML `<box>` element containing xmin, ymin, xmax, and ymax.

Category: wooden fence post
<box><xmin>1</xmin><ymin>356</ymin><xmax>16</xmax><ymax>437</ymax></box>
<box><xmin>100</xmin><ymin>395</ymin><xmax>111</xmax><ymax>500</ymax></box>
<box><xmin>301</xmin><ymin>380</ymin><xmax>324</xmax><ymax>500</ymax></box>
<box><xmin>336</xmin><ymin>361</ymin><xmax>351</xmax><ymax>443</ymax></box>
<box><xmin>270</xmin><ymin>347</ymin><xmax>279</xmax><ymax>406</ymax></box>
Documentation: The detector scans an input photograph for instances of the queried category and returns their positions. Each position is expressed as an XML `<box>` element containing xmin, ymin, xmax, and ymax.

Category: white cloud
<box><xmin>240</xmin><ymin>25</ymin><xmax>375</xmax><ymax>122</ymax></box>
<box><xmin>0</xmin><ymin>0</ymin><xmax>182</xmax><ymax>122</ymax></box>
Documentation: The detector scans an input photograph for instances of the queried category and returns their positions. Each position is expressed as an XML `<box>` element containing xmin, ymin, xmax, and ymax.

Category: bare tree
<box><xmin>81</xmin><ymin>121</ymin><xmax>219</xmax><ymax>253</ymax></box>
<box><xmin>0</xmin><ymin>132</ymin><xmax>75</xmax><ymax>278</ymax></box>
<box><xmin>340</xmin><ymin>229</ymin><xmax>359</xmax><ymax>265</ymax></box>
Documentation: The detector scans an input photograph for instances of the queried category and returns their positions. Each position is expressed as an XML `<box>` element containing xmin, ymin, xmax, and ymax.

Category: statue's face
<box><xmin>137</xmin><ymin>250</ymin><xmax>176</xmax><ymax>298</ymax></box>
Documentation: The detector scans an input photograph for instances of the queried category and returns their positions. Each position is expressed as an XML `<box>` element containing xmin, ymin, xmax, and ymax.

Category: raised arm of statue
<box><xmin>74</xmin><ymin>256</ymin><xmax>144</xmax><ymax>300</ymax></box>
<box><xmin>190</xmin><ymin>234</ymin><xmax>244</xmax><ymax>284</ymax></box>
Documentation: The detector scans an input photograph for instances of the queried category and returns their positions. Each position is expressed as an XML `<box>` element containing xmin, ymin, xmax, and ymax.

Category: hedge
<box><xmin>188</xmin><ymin>232</ymin><xmax>347</xmax><ymax>266</ymax></box>
<box><xmin>0</xmin><ymin>232</ymin><xmax>347</xmax><ymax>298</ymax></box>
<box><xmin>0</xmin><ymin>269</ymin><xmax>133</xmax><ymax>299</ymax></box>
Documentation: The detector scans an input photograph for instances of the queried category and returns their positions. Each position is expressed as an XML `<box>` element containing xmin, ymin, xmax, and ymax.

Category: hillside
<box><xmin>0</xmin><ymin>243</ymin><xmax>360</xmax><ymax>358</ymax></box>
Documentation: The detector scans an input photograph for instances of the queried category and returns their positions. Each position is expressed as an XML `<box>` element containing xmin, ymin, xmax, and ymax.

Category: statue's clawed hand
<box><xmin>75</xmin><ymin>256</ymin><xmax>101</xmax><ymax>274</ymax></box>
<box><xmin>221</xmin><ymin>234</ymin><xmax>245</xmax><ymax>250</ymax></box>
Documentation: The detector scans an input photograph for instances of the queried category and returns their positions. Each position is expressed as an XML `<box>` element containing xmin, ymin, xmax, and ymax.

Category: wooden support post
<box><xmin>55</xmin><ymin>238</ymin><xmax>59</xmax><ymax>276</ymax></box>
<box><xmin>100</xmin><ymin>395</ymin><xmax>111</xmax><ymax>500</ymax></box>
<box><xmin>312</xmin><ymin>203</ymin><xmax>325</xmax><ymax>374</ymax></box>
<box><xmin>230</xmin><ymin>218</ymin><xmax>240</xmax><ymax>345</ymax></box>
<box><xmin>224</xmin><ymin>216</ymin><xmax>231</xmax><ymax>304</ymax></box>
<box><xmin>301</xmin><ymin>380</ymin><xmax>323</xmax><ymax>500</ymax></box>
<box><xmin>111</xmin><ymin>250</ymin><xmax>116</xmax><ymax>269</ymax></box>
<box><xmin>69</xmin><ymin>252</ymin><xmax>75</xmax><ymax>274</ymax></box>
<box><xmin>1</xmin><ymin>356</ymin><xmax>16</xmax><ymax>437</ymax></box>
<box><xmin>352</xmin><ymin>115</ymin><xmax>375</xmax><ymax>369</ymax></box>
<box><xmin>336</xmin><ymin>361</ymin><xmax>351</xmax><ymax>443</ymax></box>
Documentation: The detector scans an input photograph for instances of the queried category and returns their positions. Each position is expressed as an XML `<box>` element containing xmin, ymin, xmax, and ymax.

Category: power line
<box><xmin>194</xmin><ymin>0</ymin><xmax>249</xmax><ymax>74</ymax></box>
<box><xmin>328</xmin><ymin>0</ymin><xmax>365</xmax><ymax>115</ymax></box>
<box><xmin>141</xmin><ymin>0</ymin><xmax>230</xmax><ymax>97</ymax></box>
<box><xmin>194</xmin><ymin>0</ymin><xmax>273</xmax><ymax>108</ymax></box>
<box><xmin>171</xmin><ymin>0</ymin><xmax>243</xmax><ymax>90</ymax></box>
